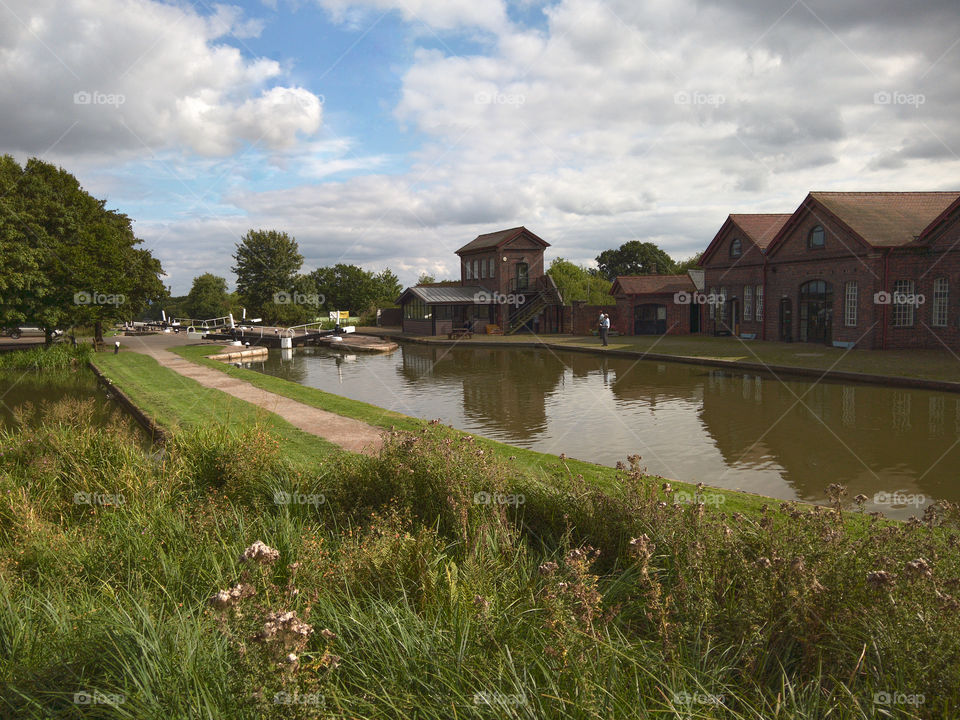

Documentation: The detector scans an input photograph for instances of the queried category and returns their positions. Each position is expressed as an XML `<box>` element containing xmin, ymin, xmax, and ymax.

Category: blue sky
<box><xmin>2</xmin><ymin>0</ymin><xmax>959</xmax><ymax>293</ymax></box>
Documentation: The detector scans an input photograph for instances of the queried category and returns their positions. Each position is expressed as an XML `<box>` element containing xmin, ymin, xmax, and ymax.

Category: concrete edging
<box><xmin>357</xmin><ymin>331</ymin><xmax>960</xmax><ymax>394</ymax></box>
<box><xmin>89</xmin><ymin>360</ymin><xmax>168</xmax><ymax>443</ymax></box>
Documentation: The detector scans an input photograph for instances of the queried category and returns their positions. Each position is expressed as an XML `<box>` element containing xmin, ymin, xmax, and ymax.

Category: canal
<box><xmin>249</xmin><ymin>343</ymin><xmax>959</xmax><ymax>519</ymax></box>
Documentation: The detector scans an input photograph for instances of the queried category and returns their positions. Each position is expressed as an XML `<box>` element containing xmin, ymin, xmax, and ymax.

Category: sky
<box><xmin>1</xmin><ymin>0</ymin><xmax>959</xmax><ymax>294</ymax></box>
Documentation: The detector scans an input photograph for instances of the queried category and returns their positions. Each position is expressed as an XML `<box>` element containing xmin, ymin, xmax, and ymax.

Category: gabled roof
<box><xmin>610</xmin><ymin>275</ymin><xmax>694</xmax><ymax>296</ymax></box>
<box><xmin>456</xmin><ymin>226</ymin><xmax>549</xmax><ymax>254</ymax></box>
<box><xmin>809</xmin><ymin>192</ymin><xmax>960</xmax><ymax>247</ymax></box>
<box><xmin>917</xmin><ymin>194</ymin><xmax>960</xmax><ymax>243</ymax></box>
<box><xmin>396</xmin><ymin>285</ymin><xmax>488</xmax><ymax>305</ymax></box>
<box><xmin>728</xmin><ymin>214</ymin><xmax>792</xmax><ymax>249</ymax></box>
<box><xmin>767</xmin><ymin>192</ymin><xmax>960</xmax><ymax>255</ymax></box>
<box><xmin>700</xmin><ymin>213</ymin><xmax>792</xmax><ymax>265</ymax></box>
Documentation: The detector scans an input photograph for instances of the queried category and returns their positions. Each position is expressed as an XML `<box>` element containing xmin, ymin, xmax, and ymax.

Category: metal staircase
<box><xmin>506</xmin><ymin>275</ymin><xmax>563</xmax><ymax>334</ymax></box>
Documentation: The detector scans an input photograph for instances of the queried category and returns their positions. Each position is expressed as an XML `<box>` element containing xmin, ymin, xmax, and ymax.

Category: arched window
<box><xmin>808</xmin><ymin>225</ymin><xmax>825</xmax><ymax>249</ymax></box>
<box><xmin>730</xmin><ymin>238</ymin><xmax>742</xmax><ymax>257</ymax></box>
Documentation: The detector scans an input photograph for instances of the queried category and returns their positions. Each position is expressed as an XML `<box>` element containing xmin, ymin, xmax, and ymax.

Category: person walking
<box><xmin>599</xmin><ymin>312</ymin><xmax>611</xmax><ymax>346</ymax></box>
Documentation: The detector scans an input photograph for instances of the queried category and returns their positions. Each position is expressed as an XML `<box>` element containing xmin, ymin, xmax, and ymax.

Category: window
<box><xmin>403</xmin><ymin>298</ymin><xmax>430</xmax><ymax>320</ymax></box>
<box><xmin>480</xmin><ymin>258</ymin><xmax>486</xmax><ymax>279</ymax></box>
<box><xmin>709</xmin><ymin>287</ymin><xmax>718</xmax><ymax>322</ymax></box>
<box><xmin>719</xmin><ymin>287</ymin><xmax>728</xmax><ymax>325</ymax></box>
<box><xmin>844</xmin><ymin>281</ymin><xmax>858</xmax><ymax>327</ymax></box>
<box><xmin>933</xmin><ymin>277</ymin><xmax>949</xmax><ymax>327</ymax></box>
<box><xmin>434</xmin><ymin>305</ymin><xmax>453</xmax><ymax>321</ymax></box>
<box><xmin>473</xmin><ymin>260</ymin><xmax>479</xmax><ymax>280</ymax></box>
<box><xmin>755</xmin><ymin>285</ymin><xmax>763</xmax><ymax>321</ymax></box>
<box><xmin>808</xmin><ymin>225</ymin><xmax>825</xmax><ymax>249</ymax></box>
<box><xmin>464</xmin><ymin>261</ymin><xmax>471</xmax><ymax>280</ymax></box>
<box><xmin>892</xmin><ymin>279</ymin><xmax>916</xmax><ymax>327</ymax></box>
<box><xmin>489</xmin><ymin>258</ymin><xmax>495</xmax><ymax>278</ymax></box>
<box><xmin>743</xmin><ymin>286</ymin><xmax>753</xmax><ymax>321</ymax></box>
<box><xmin>730</xmin><ymin>238</ymin><xmax>742</xmax><ymax>257</ymax></box>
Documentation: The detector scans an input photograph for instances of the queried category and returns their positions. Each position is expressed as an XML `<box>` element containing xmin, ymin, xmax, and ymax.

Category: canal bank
<box><xmin>360</xmin><ymin>328</ymin><xmax>960</xmax><ymax>393</ymax></box>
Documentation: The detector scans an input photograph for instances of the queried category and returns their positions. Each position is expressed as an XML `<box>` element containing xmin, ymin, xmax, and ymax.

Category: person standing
<box><xmin>600</xmin><ymin>313</ymin><xmax>610</xmax><ymax>346</ymax></box>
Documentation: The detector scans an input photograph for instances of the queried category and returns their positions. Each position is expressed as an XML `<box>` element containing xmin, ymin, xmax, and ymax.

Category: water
<box><xmin>248</xmin><ymin>344</ymin><xmax>959</xmax><ymax>519</ymax></box>
<box><xmin>0</xmin><ymin>369</ymin><xmax>126</xmax><ymax>429</ymax></box>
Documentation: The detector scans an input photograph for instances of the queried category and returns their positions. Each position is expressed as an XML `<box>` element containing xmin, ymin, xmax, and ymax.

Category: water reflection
<box><xmin>249</xmin><ymin>344</ymin><xmax>960</xmax><ymax>518</ymax></box>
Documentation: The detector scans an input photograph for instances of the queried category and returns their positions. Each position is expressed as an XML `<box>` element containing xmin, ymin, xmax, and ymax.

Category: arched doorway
<box><xmin>635</xmin><ymin>303</ymin><xmax>666</xmax><ymax>334</ymax></box>
<box><xmin>799</xmin><ymin>280</ymin><xmax>833</xmax><ymax>344</ymax></box>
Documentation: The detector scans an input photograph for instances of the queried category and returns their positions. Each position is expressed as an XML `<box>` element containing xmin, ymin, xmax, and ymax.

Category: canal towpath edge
<box><xmin>97</xmin><ymin>334</ymin><xmax>383</xmax><ymax>455</ymax></box>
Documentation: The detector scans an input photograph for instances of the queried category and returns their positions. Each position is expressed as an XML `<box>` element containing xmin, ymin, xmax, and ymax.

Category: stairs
<box><xmin>505</xmin><ymin>275</ymin><xmax>563</xmax><ymax>334</ymax></box>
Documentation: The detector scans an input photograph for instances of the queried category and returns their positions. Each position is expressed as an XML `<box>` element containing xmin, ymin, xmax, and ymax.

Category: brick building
<box><xmin>701</xmin><ymin>192</ymin><xmax>960</xmax><ymax>349</ymax></box>
<box><xmin>610</xmin><ymin>273</ymin><xmax>701</xmax><ymax>335</ymax></box>
<box><xmin>396</xmin><ymin>227</ymin><xmax>563</xmax><ymax>336</ymax></box>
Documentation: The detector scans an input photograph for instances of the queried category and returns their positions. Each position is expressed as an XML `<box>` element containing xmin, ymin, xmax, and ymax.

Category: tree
<box><xmin>417</xmin><ymin>273</ymin><xmax>436</xmax><ymax>285</ymax></box>
<box><xmin>232</xmin><ymin>230</ymin><xmax>303</xmax><ymax>323</ymax></box>
<box><xmin>595</xmin><ymin>241</ymin><xmax>677</xmax><ymax>281</ymax></box>
<box><xmin>184</xmin><ymin>273</ymin><xmax>231</xmax><ymax>320</ymax></box>
<box><xmin>307</xmin><ymin>264</ymin><xmax>403</xmax><ymax>315</ymax></box>
<box><xmin>675</xmin><ymin>252</ymin><xmax>703</xmax><ymax>274</ymax></box>
<box><xmin>0</xmin><ymin>156</ymin><xmax>165</xmax><ymax>342</ymax></box>
<box><xmin>547</xmin><ymin>258</ymin><xmax>613</xmax><ymax>305</ymax></box>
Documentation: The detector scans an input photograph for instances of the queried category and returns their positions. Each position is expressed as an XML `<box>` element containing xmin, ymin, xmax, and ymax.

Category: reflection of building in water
<box><xmin>397</xmin><ymin>344</ymin><xmax>566</xmax><ymax>439</ymax></box>
<box><xmin>699</xmin><ymin>372</ymin><xmax>960</xmax><ymax>504</ymax></box>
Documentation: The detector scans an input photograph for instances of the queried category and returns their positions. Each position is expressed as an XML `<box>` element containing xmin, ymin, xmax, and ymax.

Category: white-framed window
<box><xmin>844</xmin><ymin>281</ymin><xmax>858</xmax><ymax>327</ymax></box>
<box><xmin>755</xmin><ymin>285</ymin><xmax>763</xmax><ymax>321</ymax></box>
<box><xmin>464</xmin><ymin>261</ymin><xmax>471</xmax><ymax>280</ymax></box>
<box><xmin>933</xmin><ymin>277</ymin><xmax>948</xmax><ymax>327</ymax></box>
<box><xmin>743</xmin><ymin>286</ymin><xmax>753</xmax><ymax>321</ymax></box>
<box><xmin>892</xmin><ymin>279</ymin><xmax>916</xmax><ymax>327</ymax></box>
<box><xmin>473</xmin><ymin>260</ymin><xmax>479</xmax><ymax>280</ymax></box>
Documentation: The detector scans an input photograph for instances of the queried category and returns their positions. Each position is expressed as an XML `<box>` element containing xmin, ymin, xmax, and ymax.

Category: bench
<box><xmin>485</xmin><ymin>324</ymin><xmax>503</xmax><ymax>335</ymax></box>
<box><xmin>448</xmin><ymin>328</ymin><xmax>473</xmax><ymax>339</ymax></box>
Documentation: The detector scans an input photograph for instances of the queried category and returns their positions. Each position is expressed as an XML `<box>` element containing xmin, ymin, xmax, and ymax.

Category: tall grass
<box><xmin>0</xmin><ymin>343</ymin><xmax>94</xmax><ymax>370</ymax></box>
<box><xmin>0</xmin><ymin>399</ymin><xmax>956</xmax><ymax>718</ymax></box>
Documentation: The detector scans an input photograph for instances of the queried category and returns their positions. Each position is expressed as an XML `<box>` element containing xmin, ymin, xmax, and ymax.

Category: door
<box><xmin>515</xmin><ymin>262</ymin><xmax>529</xmax><ymax>290</ymax></box>
<box><xmin>779</xmin><ymin>298</ymin><xmax>793</xmax><ymax>342</ymax></box>
<box><xmin>799</xmin><ymin>280</ymin><xmax>833</xmax><ymax>344</ymax></box>
<box><xmin>635</xmin><ymin>304</ymin><xmax>667</xmax><ymax>334</ymax></box>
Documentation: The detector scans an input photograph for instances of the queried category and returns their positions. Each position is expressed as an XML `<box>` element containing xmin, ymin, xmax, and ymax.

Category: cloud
<box><xmin>314</xmin><ymin>0</ymin><xmax>510</xmax><ymax>32</ymax></box>
<box><xmin>0</xmin><ymin>0</ymin><xmax>323</xmax><ymax>158</ymax></box>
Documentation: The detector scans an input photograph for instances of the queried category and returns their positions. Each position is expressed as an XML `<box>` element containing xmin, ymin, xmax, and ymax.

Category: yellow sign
<box><xmin>338</xmin><ymin>310</ymin><xmax>349</xmax><ymax>320</ymax></box>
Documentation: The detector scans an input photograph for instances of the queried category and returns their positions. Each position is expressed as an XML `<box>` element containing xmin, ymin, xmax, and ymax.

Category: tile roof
<box><xmin>809</xmin><ymin>191</ymin><xmax>960</xmax><ymax>247</ymax></box>
<box><xmin>611</xmin><ymin>275</ymin><xmax>694</xmax><ymax>295</ymax></box>
<box><xmin>728</xmin><ymin>214</ymin><xmax>792</xmax><ymax>249</ymax></box>
<box><xmin>456</xmin><ymin>226</ymin><xmax>548</xmax><ymax>254</ymax></box>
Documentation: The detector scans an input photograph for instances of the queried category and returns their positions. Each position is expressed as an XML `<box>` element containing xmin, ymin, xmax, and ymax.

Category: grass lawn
<box><xmin>93</xmin><ymin>351</ymin><xmax>341</xmax><ymax>464</ymax></box>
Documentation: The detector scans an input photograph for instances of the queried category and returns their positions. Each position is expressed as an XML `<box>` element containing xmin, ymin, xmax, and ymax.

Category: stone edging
<box><xmin>89</xmin><ymin>361</ymin><xmax>168</xmax><ymax>443</ymax></box>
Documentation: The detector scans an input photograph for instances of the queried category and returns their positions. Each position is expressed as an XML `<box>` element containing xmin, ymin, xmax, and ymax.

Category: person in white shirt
<box><xmin>599</xmin><ymin>313</ymin><xmax>611</xmax><ymax>346</ymax></box>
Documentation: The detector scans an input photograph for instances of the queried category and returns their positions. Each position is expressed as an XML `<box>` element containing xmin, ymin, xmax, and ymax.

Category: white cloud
<box><xmin>0</xmin><ymin>0</ymin><xmax>323</xmax><ymax>158</ymax></box>
<box><xmin>315</xmin><ymin>0</ymin><xmax>509</xmax><ymax>32</ymax></box>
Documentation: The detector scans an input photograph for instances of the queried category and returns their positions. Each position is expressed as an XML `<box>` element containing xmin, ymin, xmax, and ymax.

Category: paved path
<box><xmin>123</xmin><ymin>333</ymin><xmax>383</xmax><ymax>455</ymax></box>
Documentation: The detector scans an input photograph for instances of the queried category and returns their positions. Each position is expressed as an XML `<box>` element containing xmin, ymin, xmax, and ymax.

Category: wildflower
<box><xmin>904</xmin><ymin>558</ymin><xmax>932</xmax><ymax>579</ymax></box>
<box><xmin>239</xmin><ymin>541</ymin><xmax>280</xmax><ymax>565</ymax></box>
<box><xmin>539</xmin><ymin>562</ymin><xmax>559</xmax><ymax>575</ymax></box>
<box><xmin>320</xmin><ymin>628</ymin><xmax>337</xmax><ymax>640</ymax></box>
<box><xmin>866</xmin><ymin>570</ymin><xmax>894</xmax><ymax>590</ymax></box>
<box><xmin>285</xmin><ymin>653</ymin><xmax>300</xmax><ymax>671</ymax></box>
<box><xmin>259</xmin><ymin>610</ymin><xmax>314</xmax><ymax>654</ymax></box>
<box><xmin>208</xmin><ymin>583</ymin><xmax>255</xmax><ymax>610</ymax></box>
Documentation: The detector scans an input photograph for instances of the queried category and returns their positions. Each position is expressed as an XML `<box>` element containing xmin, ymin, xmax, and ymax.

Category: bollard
<box><xmin>114</xmin><ymin>341</ymin><xmax>120</xmax><ymax>354</ymax></box>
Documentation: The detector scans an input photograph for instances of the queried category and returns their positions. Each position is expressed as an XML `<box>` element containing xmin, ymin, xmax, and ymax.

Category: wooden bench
<box><xmin>485</xmin><ymin>324</ymin><xmax>503</xmax><ymax>335</ymax></box>
<box><xmin>448</xmin><ymin>328</ymin><xmax>473</xmax><ymax>339</ymax></box>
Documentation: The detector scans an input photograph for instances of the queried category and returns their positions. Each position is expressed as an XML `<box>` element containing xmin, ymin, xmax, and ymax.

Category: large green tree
<box><xmin>308</xmin><ymin>265</ymin><xmax>402</xmax><ymax>315</ymax></box>
<box><xmin>546</xmin><ymin>258</ymin><xmax>613</xmax><ymax>305</ymax></box>
<box><xmin>0</xmin><ymin>156</ymin><xmax>165</xmax><ymax>342</ymax></box>
<box><xmin>184</xmin><ymin>273</ymin><xmax>231</xmax><ymax>320</ymax></box>
<box><xmin>675</xmin><ymin>252</ymin><xmax>703</xmax><ymax>274</ymax></box>
<box><xmin>232</xmin><ymin>230</ymin><xmax>304</xmax><ymax>323</ymax></box>
<box><xmin>595</xmin><ymin>240</ymin><xmax>677</xmax><ymax>281</ymax></box>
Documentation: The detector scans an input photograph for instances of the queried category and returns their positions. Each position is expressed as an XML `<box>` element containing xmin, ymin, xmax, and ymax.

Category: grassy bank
<box><xmin>0</xmin><ymin>342</ymin><xmax>93</xmax><ymax>370</ymax></box>
<box><xmin>1</xmin><ymin>394</ymin><xmax>958</xmax><ymax>718</ymax></box>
